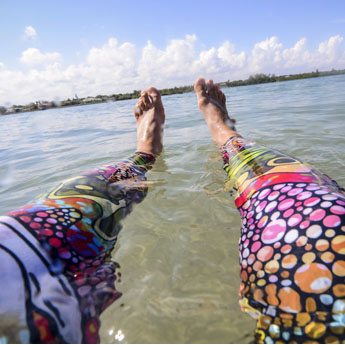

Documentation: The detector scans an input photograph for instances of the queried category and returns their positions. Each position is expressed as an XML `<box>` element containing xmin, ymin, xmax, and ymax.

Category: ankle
<box><xmin>211</xmin><ymin>125</ymin><xmax>239</xmax><ymax>146</ymax></box>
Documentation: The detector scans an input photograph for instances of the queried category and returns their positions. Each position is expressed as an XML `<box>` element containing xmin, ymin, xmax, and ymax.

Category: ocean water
<box><xmin>1</xmin><ymin>74</ymin><xmax>345</xmax><ymax>343</ymax></box>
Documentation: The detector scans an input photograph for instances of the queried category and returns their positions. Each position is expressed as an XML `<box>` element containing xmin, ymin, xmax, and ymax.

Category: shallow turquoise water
<box><xmin>1</xmin><ymin>75</ymin><xmax>345</xmax><ymax>343</ymax></box>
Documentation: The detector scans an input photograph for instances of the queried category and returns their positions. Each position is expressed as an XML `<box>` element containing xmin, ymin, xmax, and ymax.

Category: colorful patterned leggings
<box><xmin>0</xmin><ymin>152</ymin><xmax>155</xmax><ymax>343</ymax></box>
<box><xmin>222</xmin><ymin>136</ymin><xmax>345</xmax><ymax>344</ymax></box>
<box><xmin>1</xmin><ymin>136</ymin><xmax>345</xmax><ymax>343</ymax></box>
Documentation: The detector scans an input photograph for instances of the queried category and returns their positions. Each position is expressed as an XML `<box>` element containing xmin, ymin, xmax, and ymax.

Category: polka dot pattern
<box><xmin>235</xmin><ymin>177</ymin><xmax>345</xmax><ymax>342</ymax></box>
<box><xmin>221</xmin><ymin>136</ymin><xmax>345</xmax><ymax>342</ymax></box>
<box><xmin>6</xmin><ymin>152</ymin><xmax>155</xmax><ymax>343</ymax></box>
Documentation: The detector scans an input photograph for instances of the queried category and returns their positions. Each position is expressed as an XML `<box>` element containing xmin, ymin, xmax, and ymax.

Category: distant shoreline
<box><xmin>1</xmin><ymin>68</ymin><xmax>345</xmax><ymax>116</ymax></box>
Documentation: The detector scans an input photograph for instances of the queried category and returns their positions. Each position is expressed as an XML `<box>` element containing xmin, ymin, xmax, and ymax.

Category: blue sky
<box><xmin>1</xmin><ymin>0</ymin><xmax>345</xmax><ymax>105</ymax></box>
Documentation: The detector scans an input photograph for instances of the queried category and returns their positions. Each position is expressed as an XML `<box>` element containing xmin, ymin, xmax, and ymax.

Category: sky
<box><xmin>1</xmin><ymin>0</ymin><xmax>345</xmax><ymax>106</ymax></box>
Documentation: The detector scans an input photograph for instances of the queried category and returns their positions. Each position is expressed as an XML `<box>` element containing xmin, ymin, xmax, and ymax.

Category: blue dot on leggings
<box><xmin>320</xmin><ymin>294</ymin><xmax>333</xmax><ymax>305</ymax></box>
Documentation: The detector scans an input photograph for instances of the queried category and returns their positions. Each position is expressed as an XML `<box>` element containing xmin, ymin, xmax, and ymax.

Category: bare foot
<box><xmin>194</xmin><ymin>78</ymin><xmax>239</xmax><ymax>146</ymax></box>
<box><xmin>134</xmin><ymin>87</ymin><xmax>165</xmax><ymax>156</ymax></box>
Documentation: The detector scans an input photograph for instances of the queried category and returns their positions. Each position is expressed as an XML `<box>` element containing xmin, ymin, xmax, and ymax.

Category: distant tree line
<box><xmin>223</xmin><ymin>69</ymin><xmax>345</xmax><ymax>87</ymax></box>
<box><xmin>1</xmin><ymin>68</ymin><xmax>345</xmax><ymax>115</ymax></box>
<box><xmin>109</xmin><ymin>86</ymin><xmax>194</xmax><ymax>100</ymax></box>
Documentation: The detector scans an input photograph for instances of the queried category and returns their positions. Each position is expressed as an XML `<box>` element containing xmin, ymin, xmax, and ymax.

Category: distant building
<box><xmin>6</xmin><ymin>105</ymin><xmax>24</xmax><ymax>113</ymax></box>
<box><xmin>38</xmin><ymin>102</ymin><xmax>54</xmax><ymax>110</ymax></box>
<box><xmin>82</xmin><ymin>97</ymin><xmax>103</xmax><ymax>104</ymax></box>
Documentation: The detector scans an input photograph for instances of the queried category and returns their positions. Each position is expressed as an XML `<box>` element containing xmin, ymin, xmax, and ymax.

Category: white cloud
<box><xmin>246</xmin><ymin>35</ymin><xmax>345</xmax><ymax>75</ymax></box>
<box><xmin>248</xmin><ymin>36</ymin><xmax>283</xmax><ymax>73</ymax></box>
<box><xmin>217</xmin><ymin>41</ymin><xmax>246</xmax><ymax>69</ymax></box>
<box><xmin>317</xmin><ymin>35</ymin><xmax>344</xmax><ymax>65</ymax></box>
<box><xmin>87</xmin><ymin>38</ymin><xmax>136</xmax><ymax>67</ymax></box>
<box><xmin>137</xmin><ymin>34</ymin><xmax>197</xmax><ymax>86</ymax></box>
<box><xmin>24</xmin><ymin>26</ymin><xmax>37</xmax><ymax>40</ymax></box>
<box><xmin>282</xmin><ymin>38</ymin><xmax>309</xmax><ymax>66</ymax></box>
<box><xmin>1</xmin><ymin>34</ymin><xmax>345</xmax><ymax>105</ymax></box>
<box><xmin>20</xmin><ymin>48</ymin><xmax>61</xmax><ymax>66</ymax></box>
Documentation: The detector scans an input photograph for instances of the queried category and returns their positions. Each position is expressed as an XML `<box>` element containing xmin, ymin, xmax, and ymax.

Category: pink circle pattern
<box><xmin>238</xmin><ymin>181</ymin><xmax>345</xmax><ymax>343</ymax></box>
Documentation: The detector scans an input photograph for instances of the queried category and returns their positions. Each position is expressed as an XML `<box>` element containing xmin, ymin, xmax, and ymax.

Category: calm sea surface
<box><xmin>1</xmin><ymin>75</ymin><xmax>345</xmax><ymax>343</ymax></box>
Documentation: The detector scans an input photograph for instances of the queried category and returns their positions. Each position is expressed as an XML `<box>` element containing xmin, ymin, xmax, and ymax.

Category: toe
<box><xmin>214</xmin><ymin>85</ymin><xmax>223</xmax><ymax>103</ymax></box>
<box><xmin>134</xmin><ymin>99</ymin><xmax>145</xmax><ymax>119</ymax></box>
<box><xmin>221</xmin><ymin>92</ymin><xmax>226</xmax><ymax>105</ymax></box>
<box><xmin>194</xmin><ymin>77</ymin><xmax>207</xmax><ymax>95</ymax></box>
<box><xmin>207</xmin><ymin>79</ymin><xmax>214</xmax><ymax>92</ymax></box>
<box><xmin>134</xmin><ymin>107</ymin><xmax>141</xmax><ymax>119</ymax></box>
<box><xmin>207</xmin><ymin>79</ymin><xmax>215</xmax><ymax>93</ymax></box>
<box><xmin>194</xmin><ymin>77</ymin><xmax>208</xmax><ymax>107</ymax></box>
<box><xmin>147</xmin><ymin>87</ymin><xmax>163</xmax><ymax>108</ymax></box>
<box><xmin>207</xmin><ymin>80</ymin><xmax>217</xmax><ymax>98</ymax></box>
<box><xmin>140</xmin><ymin>91</ymin><xmax>152</xmax><ymax>109</ymax></box>
<box><xmin>214</xmin><ymin>84</ymin><xmax>220</xmax><ymax>97</ymax></box>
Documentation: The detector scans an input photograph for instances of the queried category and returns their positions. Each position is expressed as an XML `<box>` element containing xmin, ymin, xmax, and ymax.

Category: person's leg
<box><xmin>195</xmin><ymin>78</ymin><xmax>345</xmax><ymax>343</ymax></box>
<box><xmin>0</xmin><ymin>87</ymin><xmax>165</xmax><ymax>343</ymax></box>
